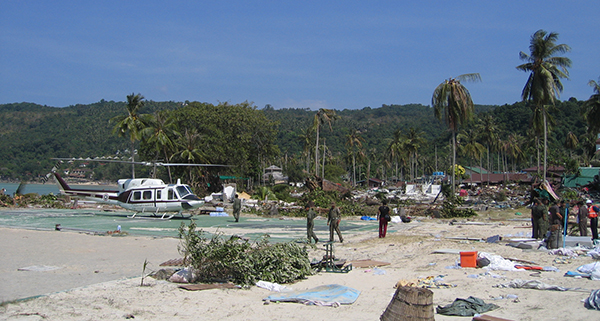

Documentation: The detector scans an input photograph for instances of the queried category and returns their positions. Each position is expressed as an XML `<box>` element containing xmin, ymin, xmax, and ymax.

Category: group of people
<box><xmin>531</xmin><ymin>197</ymin><xmax>599</xmax><ymax>247</ymax></box>
<box><xmin>304</xmin><ymin>200</ymin><xmax>395</xmax><ymax>243</ymax></box>
<box><xmin>305</xmin><ymin>202</ymin><xmax>344</xmax><ymax>243</ymax></box>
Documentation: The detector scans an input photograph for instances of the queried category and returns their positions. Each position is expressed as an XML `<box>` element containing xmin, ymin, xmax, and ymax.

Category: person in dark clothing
<box><xmin>588</xmin><ymin>200</ymin><xmax>599</xmax><ymax>241</ymax></box>
<box><xmin>578</xmin><ymin>201</ymin><xmax>588</xmax><ymax>237</ymax></box>
<box><xmin>537</xmin><ymin>199</ymin><xmax>550</xmax><ymax>240</ymax></box>
<box><xmin>377</xmin><ymin>200</ymin><xmax>390</xmax><ymax>238</ymax></box>
<box><xmin>327</xmin><ymin>203</ymin><xmax>343</xmax><ymax>242</ymax></box>
<box><xmin>306</xmin><ymin>204</ymin><xmax>319</xmax><ymax>244</ymax></box>
<box><xmin>232</xmin><ymin>194</ymin><xmax>241</xmax><ymax>222</ymax></box>
<box><xmin>531</xmin><ymin>198</ymin><xmax>541</xmax><ymax>238</ymax></box>
<box><xmin>559</xmin><ymin>200</ymin><xmax>569</xmax><ymax>227</ymax></box>
<box><xmin>549</xmin><ymin>201</ymin><xmax>562</xmax><ymax>226</ymax></box>
<box><xmin>531</xmin><ymin>198</ymin><xmax>547</xmax><ymax>239</ymax></box>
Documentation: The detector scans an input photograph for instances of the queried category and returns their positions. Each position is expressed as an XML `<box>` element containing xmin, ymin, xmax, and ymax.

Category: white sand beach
<box><xmin>1</xmin><ymin>215</ymin><xmax>600</xmax><ymax>321</ymax></box>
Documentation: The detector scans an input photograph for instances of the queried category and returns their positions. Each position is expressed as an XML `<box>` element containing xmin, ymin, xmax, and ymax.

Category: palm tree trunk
<box><xmin>535</xmin><ymin>136</ymin><xmax>540</xmax><ymax>176</ymax></box>
<box><xmin>322</xmin><ymin>140</ymin><xmax>326</xmax><ymax>178</ymax></box>
<box><xmin>164</xmin><ymin>148</ymin><xmax>173</xmax><ymax>183</ymax></box>
<box><xmin>543</xmin><ymin>109</ymin><xmax>548</xmax><ymax>182</ymax></box>
<box><xmin>315</xmin><ymin>127</ymin><xmax>320</xmax><ymax>176</ymax></box>
<box><xmin>487</xmin><ymin>146</ymin><xmax>490</xmax><ymax>186</ymax></box>
<box><xmin>452</xmin><ymin>132</ymin><xmax>456</xmax><ymax>196</ymax></box>
<box><xmin>352</xmin><ymin>155</ymin><xmax>356</xmax><ymax>187</ymax></box>
<box><xmin>131</xmin><ymin>140</ymin><xmax>136</xmax><ymax>179</ymax></box>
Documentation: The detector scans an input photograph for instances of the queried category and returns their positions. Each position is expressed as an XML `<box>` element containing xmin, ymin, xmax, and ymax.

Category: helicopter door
<box><xmin>155</xmin><ymin>189</ymin><xmax>167</xmax><ymax>210</ymax></box>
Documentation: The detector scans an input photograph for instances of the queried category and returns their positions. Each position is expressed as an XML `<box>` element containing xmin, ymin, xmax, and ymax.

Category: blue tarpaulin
<box><xmin>264</xmin><ymin>284</ymin><xmax>360</xmax><ymax>306</ymax></box>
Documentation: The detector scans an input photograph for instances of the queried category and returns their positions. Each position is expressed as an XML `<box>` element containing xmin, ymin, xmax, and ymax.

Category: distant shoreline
<box><xmin>0</xmin><ymin>179</ymin><xmax>115</xmax><ymax>186</ymax></box>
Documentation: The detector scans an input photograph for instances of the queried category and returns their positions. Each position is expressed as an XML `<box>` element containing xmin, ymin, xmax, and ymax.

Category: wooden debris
<box><xmin>350</xmin><ymin>259</ymin><xmax>391</xmax><ymax>268</ymax></box>
<box><xmin>159</xmin><ymin>258</ymin><xmax>185</xmax><ymax>266</ymax></box>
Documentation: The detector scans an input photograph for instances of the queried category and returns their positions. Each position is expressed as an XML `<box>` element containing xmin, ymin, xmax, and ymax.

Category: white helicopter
<box><xmin>48</xmin><ymin>158</ymin><xmax>229</xmax><ymax>219</ymax></box>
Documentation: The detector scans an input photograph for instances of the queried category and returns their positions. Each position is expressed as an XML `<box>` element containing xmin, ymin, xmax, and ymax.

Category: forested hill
<box><xmin>0</xmin><ymin>98</ymin><xmax>589</xmax><ymax>181</ymax></box>
<box><xmin>264</xmin><ymin>103</ymin><xmax>496</xmax><ymax>157</ymax></box>
<box><xmin>0</xmin><ymin>100</ymin><xmax>182</xmax><ymax>178</ymax></box>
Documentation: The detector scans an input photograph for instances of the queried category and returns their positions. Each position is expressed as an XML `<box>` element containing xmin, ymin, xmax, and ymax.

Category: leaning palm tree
<box><xmin>583</xmin><ymin>77</ymin><xmax>600</xmax><ymax>135</ymax></box>
<box><xmin>312</xmin><ymin>108</ymin><xmax>337</xmax><ymax>176</ymax></box>
<box><xmin>432</xmin><ymin>73</ymin><xmax>481</xmax><ymax>196</ymax></box>
<box><xmin>516</xmin><ymin>29</ymin><xmax>571</xmax><ymax>181</ymax></box>
<box><xmin>111</xmin><ymin>93</ymin><xmax>147</xmax><ymax>178</ymax></box>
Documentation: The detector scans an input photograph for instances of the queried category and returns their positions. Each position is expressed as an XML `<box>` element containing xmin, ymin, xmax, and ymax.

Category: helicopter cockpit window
<box><xmin>143</xmin><ymin>190</ymin><xmax>152</xmax><ymax>200</ymax></box>
<box><xmin>132</xmin><ymin>191</ymin><xmax>141</xmax><ymax>201</ymax></box>
<box><xmin>176</xmin><ymin>186</ymin><xmax>191</xmax><ymax>198</ymax></box>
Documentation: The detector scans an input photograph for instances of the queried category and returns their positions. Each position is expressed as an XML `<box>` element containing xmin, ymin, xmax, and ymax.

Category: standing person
<box><xmin>588</xmin><ymin>200</ymin><xmax>599</xmax><ymax>241</ymax></box>
<box><xmin>537</xmin><ymin>199</ymin><xmax>550</xmax><ymax>240</ymax></box>
<box><xmin>232</xmin><ymin>194</ymin><xmax>241</xmax><ymax>222</ymax></box>
<box><xmin>559</xmin><ymin>200</ymin><xmax>569</xmax><ymax>226</ymax></box>
<box><xmin>549</xmin><ymin>201</ymin><xmax>562</xmax><ymax>226</ymax></box>
<box><xmin>578</xmin><ymin>201</ymin><xmax>588</xmax><ymax>237</ymax></box>
<box><xmin>306</xmin><ymin>204</ymin><xmax>319</xmax><ymax>244</ymax></box>
<box><xmin>377</xmin><ymin>200</ymin><xmax>390</xmax><ymax>238</ymax></box>
<box><xmin>327</xmin><ymin>202</ymin><xmax>343</xmax><ymax>243</ymax></box>
<box><xmin>547</xmin><ymin>200</ymin><xmax>563</xmax><ymax>249</ymax></box>
<box><xmin>531</xmin><ymin>198</ymin><xmax>541</xmax><ymax>238</ymax></box>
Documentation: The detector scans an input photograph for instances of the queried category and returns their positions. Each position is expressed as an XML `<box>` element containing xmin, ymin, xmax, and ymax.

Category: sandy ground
<box><xmin>1</xmin><ymin>215</ymin><xmax>600</xmax><ymax>321</ymax></box>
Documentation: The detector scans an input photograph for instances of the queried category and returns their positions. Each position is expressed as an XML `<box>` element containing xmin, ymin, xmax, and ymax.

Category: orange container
<box><xmin>460</xmin><ymin>251</ymin><xmax>478</xmax><ymax>268</ymax></box>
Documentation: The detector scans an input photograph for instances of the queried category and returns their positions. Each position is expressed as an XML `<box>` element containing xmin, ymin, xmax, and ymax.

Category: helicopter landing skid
<box><xmin>127</xmin><ymin>212</ymin><xmax>176</xmax><ymax>220</ymax></box>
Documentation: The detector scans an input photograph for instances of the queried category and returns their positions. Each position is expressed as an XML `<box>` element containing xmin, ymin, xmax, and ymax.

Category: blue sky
<box><xmin>1</xmin><ymin>1</ymin><xmax>599</xmax><ymax>110</ymax></box>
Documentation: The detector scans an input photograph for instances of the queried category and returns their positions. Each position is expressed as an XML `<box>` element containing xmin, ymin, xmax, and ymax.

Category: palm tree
<box><xmin>457</xmin><ymin>128</ymin><xmax>485</xmax><ymax>173</ymax></box>
<box><xmin>432</xmin><ymin>73</ymin><xmax>481</xmax><ymax>196</ymax></box>
<box><xmin>386</xmin><ymin>129</ymin><xmax>404</xmax><ymax>181</ymax></box>
<box><xmin>564</xmin><ymin>131</ymin><xmax>579</xmax><ymax>158</ymax></box>
<box><xmin>298</xmin><ymin>127</ymin><xmax>314</xmax><ymax>173</ymax></box>
<box><xmin>173</xmin><ymin>128</ymin><xmax>207</xmax><ymax>183</ymax></box>
<box><xmin>345</xmin><ymin>128</ymin><xmax>365</xmax><ymax>187</ymax></box>
<box><xmin>313</xmin><ymin>109</ymin><xmax>337</xmax><ymax>176</ymax></box>
<box><xmin>141</xmin><ymin>110</ymin><xmax>179</xmax><ymax>182</ymax></box>
<box><xmin>506</xmin><ymin>133</ymin><xmax>525</xmax><ymax>172</ymax></box>
<box><xmin>476</xmin><ymin>115</ymin><xmax>499</xmax><ymax>185</ymax></box>
<box><xmin>404</xmin><ymin>128</ymin><xmax>425</xmax><ymax>180</ymax></box>
<box><xmin>516</xmin><ymin>29</ymin><xmax>571</xmax><ymax>181</ymax></box>
<box><xmin>111</xmin><ymin>93</ymin><xmax>147</xmax><ymax>178</ymax></box>
<box><xmin>583</xmin><ymin>77</ymin><xmax>600</xmax><ymax>135</ymax></box>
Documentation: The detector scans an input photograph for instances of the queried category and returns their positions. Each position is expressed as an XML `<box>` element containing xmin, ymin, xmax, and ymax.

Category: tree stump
<box><xmin>380</xmin><ymin>286</ymin><xmax>434</xmax><ymax>321</ymax></box>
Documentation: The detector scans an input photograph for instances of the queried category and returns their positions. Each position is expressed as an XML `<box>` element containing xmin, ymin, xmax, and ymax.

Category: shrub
<box><xmin>178</xmin><ymin>221</ymin><xmax>312</xmax><ymax>286</ymax></box>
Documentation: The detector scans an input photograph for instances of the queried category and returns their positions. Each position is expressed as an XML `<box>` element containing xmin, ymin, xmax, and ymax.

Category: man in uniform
<box><xmin>327</xmin><ymin>202</ymin><xmax>343</xmax><ymax>243</ymax></box>
<box><xmin>306</xmin><ymin>204</ymin><xmax>319</xmax><ymax>244</ymax></box>
<box><xmin>232</xmin><ymin>194</ymin><xmax>241</xmax><ymax>222</ymax></box>
<box><xmin>536</xmin><ymin>199</ymin><xmax>550</xmax><ymax>240</ymax></box>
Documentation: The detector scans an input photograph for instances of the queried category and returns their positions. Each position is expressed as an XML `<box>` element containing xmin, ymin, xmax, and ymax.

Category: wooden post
<box><xmin>380</xmin><ymin>286</ymin><xmax>434</xmax><ymax>321</ymax></box>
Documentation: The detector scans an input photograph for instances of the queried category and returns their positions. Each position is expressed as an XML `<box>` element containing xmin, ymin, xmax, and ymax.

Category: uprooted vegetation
<box><xmin>178</xmin><ymin>221</ymin><xmax>313</xmax><ymax>286</ymax></box>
